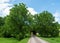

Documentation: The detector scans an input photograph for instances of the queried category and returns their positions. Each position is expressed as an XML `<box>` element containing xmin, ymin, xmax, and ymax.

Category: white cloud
<box><xmin>53</xmin><ymin>12</ymin><xmax>60</xmax><ymax>24</ymax></box>
<box><xmin>27</xmin><ymin>7</ymin><xmax>37</xmax><ymax>15</ymax></box>
<box><xmin>0</xmin><ymin>0</ymin><xmax>10</xmax><ymax>3</ymax></box>
<box><xmin>3</xmin><ymin>7</ymin><xmax>12</xmax><ymax>16</ymax></box>
<box><xmin>0</xmin><ymin>3</ymin><xmax>12</xmax><ymax>10</ymax></box>
<box><xmin>0</xmin><ymin>0</ymin><xmax>13</xmax><ymax>17</ymax></box>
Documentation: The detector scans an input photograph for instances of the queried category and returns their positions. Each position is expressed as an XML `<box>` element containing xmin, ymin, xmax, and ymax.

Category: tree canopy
<box><xmin>0</xmin><ymin>3</ymin><xmax>59</xmax><ymax>40</ymax></box>
<box><xmin>34</xmin><ymin>11</ymin><xmax>59</xmax><ymax>37</ymax></box>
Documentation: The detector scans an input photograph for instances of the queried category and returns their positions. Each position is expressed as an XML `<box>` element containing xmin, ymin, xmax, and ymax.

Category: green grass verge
<box><xmin>18</xmin><ymin>38</ymin><xmax>29</xmax><ymax>43</ymax></box>
<box><xmin>0</xmin><ymin>38</ymin><xmax>29</xmax><ymax>43</ymax></box>
<box><xmin>41</xmin><ymin>37</ymin><xmax>60</xmax><ymax>43</ymax></box>
<box><xmin>0</xmin><ymin>38</ymin><xmax>18</xmax><ymax>43</ymax></box>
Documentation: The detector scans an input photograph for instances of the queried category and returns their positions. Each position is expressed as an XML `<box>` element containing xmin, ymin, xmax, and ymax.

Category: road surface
<box><xmin>28</xmin><ymin>36</ymin><xmax>49</xmax><ymax>43</ymax></box>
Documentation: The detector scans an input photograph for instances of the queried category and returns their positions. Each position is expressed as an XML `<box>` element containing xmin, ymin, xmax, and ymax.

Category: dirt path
<box><xmin>28</xmin><ymin>36</ymin><xmax>49</xmax><ymax>43</ymax></box>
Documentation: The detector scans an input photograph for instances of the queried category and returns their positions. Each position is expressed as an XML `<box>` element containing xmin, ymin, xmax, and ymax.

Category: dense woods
<box><xmin>0</xmin><ymin>3</ymin><xmax>60</xmax><ymax>40</ymax></box>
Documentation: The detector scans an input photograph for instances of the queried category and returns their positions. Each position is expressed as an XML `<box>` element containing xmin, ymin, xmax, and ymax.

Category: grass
<box><xmin>0</xmin><ymin>37</ymin><xmax>29</xmax><ymax>43</ymax></box>
<box><xmin>0</xmin><ymin>38</ymin><xmax>18</xmax><ymax>43</ymax></box>
<box><xmin>18</xmin><ymin>38</ymin><xmax>29</xmax><ymax>43</ymax></box>
<box><xmin>41</xmin><ymin>37</ymin><xmax>60</xmax><ymax>43</ymax></box>
<box><xmin>1</xmin><ymin>36</ymin><xmax>60</xmax><ymax>43</ymax></box>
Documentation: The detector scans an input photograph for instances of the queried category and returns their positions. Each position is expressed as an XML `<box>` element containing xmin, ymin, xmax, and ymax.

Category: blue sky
<box><xmin>11</xmin><ymin>0</ymin><xmax>60</xmax><ymax>13</ymax></box>
<box><xmin>0</xmin><ymin>0</ymin><xmax>60</xmax><ymax>23</ymax></box>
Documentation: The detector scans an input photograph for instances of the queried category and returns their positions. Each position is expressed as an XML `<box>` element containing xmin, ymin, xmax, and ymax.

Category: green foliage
<box><xmin>1</xmin><ymin>3</ymin><xmax>28</xmax><ymax>40</ymax></box>
<box><xmin>34</xmin><ymin>11</ymin><xmax>59</xmax><ymax>37</ymax></box>
<box><xmin>0</xmin><ymin>3</ymin><xmax>59</xmax><ymax>41</ymax></box>
<box><xmin>0</xmin><ymin>17</ymin><xmax>4</xmax><ymax>26</ymax></box>
<box><xmin>0</xmin><ymin>17</ymin><xmax>5</xmax><ymax>37</ymax></box>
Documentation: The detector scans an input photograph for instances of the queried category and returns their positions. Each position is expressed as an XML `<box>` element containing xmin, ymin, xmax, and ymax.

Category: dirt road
<box><xmin>28</xmin><ymin>36</ymin><xmax>49</xmax><ymax>43</ymax></box>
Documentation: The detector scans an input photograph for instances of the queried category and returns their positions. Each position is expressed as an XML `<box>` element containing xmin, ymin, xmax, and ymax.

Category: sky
<box><xmin>0</xmin><ymin>0</ymin><xmax>60</xmax><ymax>23</ymax></box>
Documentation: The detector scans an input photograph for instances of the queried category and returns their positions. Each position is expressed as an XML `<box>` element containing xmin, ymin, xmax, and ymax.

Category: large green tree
<box><xmin>4</xmin><ymin>3</ymin><xmax>28</xmax><ymax>40</ymax></box>
<box><xmin>0</xmin><ymin>3</ymin><xmax>59</xmax><ymax>40</ymax></box>
<box><xmin>34</xmin><ymin>11</ymin><xmax>59</xmax><ymax>37</ymax></box>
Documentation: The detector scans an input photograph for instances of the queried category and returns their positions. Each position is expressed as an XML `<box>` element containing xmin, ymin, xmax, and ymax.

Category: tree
<box><xmin>0</xmin><ymin>3</ymin><xmax>59</xmax><ymax>40</ymax></box>
<box><xmin>34</xmin><ymin>11</ymin><xmax>59</xmax><ymax>37</ymax></box>
<box><xmin>0</xmin><ymin>17</ymin><xmax>5</xmax><ymax>37</ymax></box>
<box><xmin>4</xmin><ymin>3</ymin><xmax>28</xmax><ymax>40</ymax></box>
<box><xmin>0</xmin><ymin>17</ymin><xmax>4</xmax><ymax>26</ymax></box>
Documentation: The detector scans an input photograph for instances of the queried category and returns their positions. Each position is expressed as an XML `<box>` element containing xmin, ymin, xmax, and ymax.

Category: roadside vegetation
<box><xmin>0</xmin><ymin>3</ymin><xmax>60</xmax><ymax>43</ymax></box>
<box><xmin>0</xmin><ymin>38</ymin><xmax>29</xmax><ymax>43</ymax></box>
<box><xmin>41</xmin><ymin>37</ymin><xmax>60</xmax><ymax>43</ymax></box>
<box><xmin>0</xmin><ymin>38</ymin><xmax>18</xmax><ymax>43</ymax></box>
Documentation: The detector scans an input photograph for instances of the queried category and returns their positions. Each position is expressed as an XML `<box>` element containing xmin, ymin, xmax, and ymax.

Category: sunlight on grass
<box><xmin>41</xmin><ymin>37</ymin><xmax>60</xmax><ymax>43</ymax></box>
